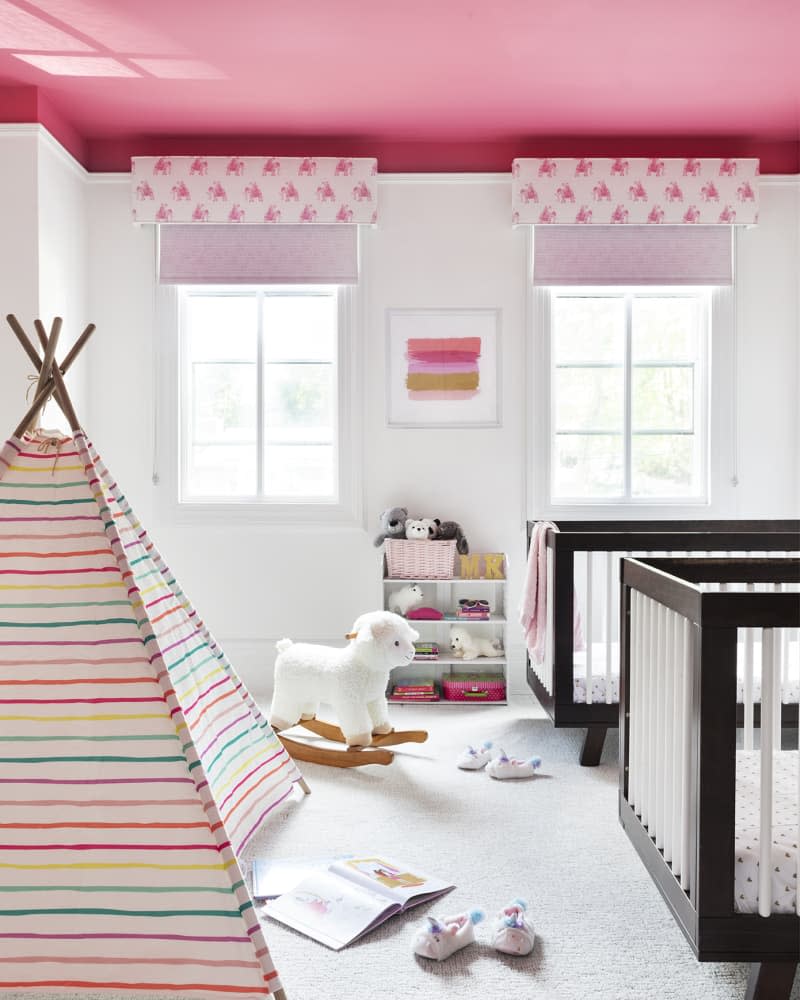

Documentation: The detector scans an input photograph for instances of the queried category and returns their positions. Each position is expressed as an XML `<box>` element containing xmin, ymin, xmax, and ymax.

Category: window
<box><xmin>179</xmin><ymin>287</ymin><xmax>341</xmax><ymax>504</ymax></box>
<box><xmin>547</xmin><ymin>288</ymin><xmax>709</xmax><ymax>503</ymax></box>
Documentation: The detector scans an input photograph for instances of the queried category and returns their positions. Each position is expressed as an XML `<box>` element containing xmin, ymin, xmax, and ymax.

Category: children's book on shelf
<box><xmin>390</xmin><ymin>679</ymin><xmax>439</xmax><ymax>702</ymax></box>
<box><xmin>413</xmin><ymin>641</ymin><xmax>439</xmax><ymax>661</ymax></box>
<box><xmin>262</xmin><ymin>856</ymin><xmax>454</xmax><ymax>950</ymax></box>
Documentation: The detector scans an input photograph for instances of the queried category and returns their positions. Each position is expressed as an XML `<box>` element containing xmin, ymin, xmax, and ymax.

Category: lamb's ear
<box><xmin>434</xmin><ymin>518</ymin><xmax>441</xmax><ymax>526</ymax></box>
<box><xmin>368</xmin><ymin>621</ymin><xmax>396</xmax><ymax>643</ymax></box>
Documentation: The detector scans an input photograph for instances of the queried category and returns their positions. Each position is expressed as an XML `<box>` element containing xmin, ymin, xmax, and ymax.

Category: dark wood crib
<box><xmin>619</xmin><ymin>556</ymin><xmax>800</xmax><ymax>1000</ymax></box>
<box><xmin>524</xmin><ymin>520</ymin><xmax>800</xmax><ymax>765</ymax></box>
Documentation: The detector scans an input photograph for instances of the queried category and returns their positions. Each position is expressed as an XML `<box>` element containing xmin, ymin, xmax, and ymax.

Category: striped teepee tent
<box><xmin>0</xmin><ymin>316</ymin><xmax>305</xmax><ymax>999</ymax></box>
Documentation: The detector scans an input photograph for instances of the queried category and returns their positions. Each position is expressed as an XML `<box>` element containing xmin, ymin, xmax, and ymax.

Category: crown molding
<box><xmin>0</xmin><ymin>123</ymin><xmax>88</xmax><ymax>182</ymax></box>
<box><xmin>1</xmin><ymin>127</ymin><xmax>797</xmax><ymax>187</ymax></box>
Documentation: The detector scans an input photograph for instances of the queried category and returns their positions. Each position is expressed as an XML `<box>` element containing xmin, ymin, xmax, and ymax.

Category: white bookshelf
<box><xmin>381</xmin><ymin>554</ymin><xmax>508</xmax><ymax>705</ymax></box>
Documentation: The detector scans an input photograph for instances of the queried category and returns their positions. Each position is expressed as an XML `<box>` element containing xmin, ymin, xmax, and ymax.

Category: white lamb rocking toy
<box><xmin>270</xmin><ymin>610</ymin><xmax>429</xmax><ymax>767</ymax></box>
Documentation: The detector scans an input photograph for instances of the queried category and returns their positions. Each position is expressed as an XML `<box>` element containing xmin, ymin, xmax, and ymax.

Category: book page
<box><xmin>330</xmin><ymin>856</ymin><xmax>453</xmax><ymax>907</ymax></box>
<box><xmin>251</xmin><ymin>855</ymin><xmax>353</xmax><ymax>899</ymax></box>
<box><xmin>263</xmin><ymin>870</ymin><xmax>398</xmax><ymax>950</ymax></box>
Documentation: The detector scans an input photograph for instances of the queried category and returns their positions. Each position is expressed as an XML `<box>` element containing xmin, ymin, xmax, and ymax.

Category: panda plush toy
<box><xmin>405</xmin><ymin>518</ymin><xmax>437</xmax><ymax>540</ymax></box>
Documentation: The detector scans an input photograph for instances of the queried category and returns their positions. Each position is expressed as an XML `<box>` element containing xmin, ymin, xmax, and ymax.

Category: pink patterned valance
<box><xmin>511</xmin><ymin>158</ymin><xmax>759</xmax><ymax>226</ymax></box>
<box><xmin>131</xmin><ymin>156</ymin><xmax>378</xmax><ymax>225</ymax></box>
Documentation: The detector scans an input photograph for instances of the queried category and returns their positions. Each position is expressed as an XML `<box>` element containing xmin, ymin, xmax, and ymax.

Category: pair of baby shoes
<box><xmin>413</xmin><ymin>899</ymin><xmax>535</xmax><ymax>961</ymax></box>
<box><xmin>456</xmin><ymin>741</ymin><xmax>542</xmax><ymax>780</ymax></box>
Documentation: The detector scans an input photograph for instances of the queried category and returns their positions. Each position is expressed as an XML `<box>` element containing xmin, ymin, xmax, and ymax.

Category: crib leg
<box><xmin>579</xmin><ymin>726</ymin><xmax>607</xmax><ymax>767</ymax></box>
<box><xmin>745</xmin><ymin>961</ymin><xmax>797</xmax><ymax>1000</ymax></box>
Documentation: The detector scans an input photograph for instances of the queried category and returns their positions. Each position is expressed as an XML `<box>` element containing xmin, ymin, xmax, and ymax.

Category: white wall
<box><xmin>0</xmin><ymin>129</ymin><xmax>41</xmax><ymax>434</ymax></box>
<box><xmin>0</xmin><ymin>130</ymin><xmax>795</xmax><ymax>702</ymax></box>
<box><xmin>734</xmin><ymin>181</ymin><xmax>800</xmax><ymax>515</ymax></box>
<box><xmin>37</xmin><ymin>132</ymin><xmax>89</xmax><ymax>424</ymax></box>
<box><xmin>0</xmin><ymin>127</ymin><xmax>89</xmax><ymax>434</ymax></box>
<box><xmin>82</xmin><ymin>172</ymin><xmax>800</xmax><ymax>700</ymax></box>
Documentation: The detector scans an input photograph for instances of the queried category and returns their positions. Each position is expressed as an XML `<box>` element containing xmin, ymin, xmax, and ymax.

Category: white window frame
<box><xmin>155</xmin><ymin>283</ymin><xmax>363</xmax><ymax>526</ymax></box>
<box><xmin>528</xmin><ymin>266</ymin><xmax>736</xmax><ymax>520</ymax></box>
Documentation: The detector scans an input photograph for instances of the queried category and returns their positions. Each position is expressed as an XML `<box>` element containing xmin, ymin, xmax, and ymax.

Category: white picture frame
<box><xmin>385</xmin><ymin>308</ymin><xmax>501</xmax><ymax>428</ymax></box>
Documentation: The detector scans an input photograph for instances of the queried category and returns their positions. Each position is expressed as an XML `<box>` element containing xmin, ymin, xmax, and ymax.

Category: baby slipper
<box><xmin>413</xmin><ymin>909</ymin><xmax>484</xmax><ymax>961</ymax></box>
<box><xmin>486</xmin><ymin>749</ymin><xmax>542</xmax><ymax>780</ymax></box>
<box><xmin>492</xmin><ymin>898</ymin><xmax>535</xmax><ymax>956</ymax></box>
<box><xmin>456</xmin><ymin>740</ymin><xmax>493</xmax><ymax>770</ymax></box>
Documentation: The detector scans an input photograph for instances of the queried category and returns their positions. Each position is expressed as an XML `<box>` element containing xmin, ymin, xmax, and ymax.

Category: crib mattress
<box><xmin>570</xmin><ymin>641</ymin><xmax>800</xmax><ymax>706</ymax></box>
<box><xmin>735</xmin><ymin>750</ymin><xmax>798</xmax><ymax>915</ymax></box>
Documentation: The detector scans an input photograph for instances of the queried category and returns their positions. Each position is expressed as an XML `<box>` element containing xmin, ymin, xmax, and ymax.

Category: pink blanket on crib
<box><xmin>519</xmin><ymin>521</ymin><xmax>584</xmax><ymax>665</ymax></box>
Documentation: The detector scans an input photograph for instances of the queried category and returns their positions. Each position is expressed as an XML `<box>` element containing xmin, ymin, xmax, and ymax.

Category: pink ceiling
<box><xmin>0</xmin><ymin>0</ymin><xmax>797</xmax><ymax>173</ymax></box>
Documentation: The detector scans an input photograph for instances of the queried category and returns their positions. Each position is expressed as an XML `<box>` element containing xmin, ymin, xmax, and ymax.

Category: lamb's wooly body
<box><xmin>270</xmin><ymin>610</ymin><xmax>419</xmax><ymax>747</ymax></box>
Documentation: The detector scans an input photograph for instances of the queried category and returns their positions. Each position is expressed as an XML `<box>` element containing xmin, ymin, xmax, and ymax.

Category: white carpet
<box><xmin>244</xmin><ymin>698</ymin><xmax>800</xmax><ymax>1000</ymax></box>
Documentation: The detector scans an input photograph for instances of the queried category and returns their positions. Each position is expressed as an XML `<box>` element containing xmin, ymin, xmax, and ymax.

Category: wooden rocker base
<box><xmin>276</xmin><ymin>717</ymin><xmax>428</xmax><ymax>768</ymax></box>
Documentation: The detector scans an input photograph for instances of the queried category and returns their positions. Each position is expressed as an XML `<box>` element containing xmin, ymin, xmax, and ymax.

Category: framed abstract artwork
<box><xmin>385</xmin><ymin>308</ymin><xmax>501</xmax><ymax>428</ymax></box>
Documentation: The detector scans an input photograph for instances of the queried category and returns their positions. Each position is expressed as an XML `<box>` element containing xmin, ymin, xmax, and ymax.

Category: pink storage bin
<box><xmin>384</xmin><ymin>539</ymin><xmax>456</xmax><ymax>580</ymax></box>
<box><xmin>442</xmin><ymin>673</ymin><xmax>506</xmax><ymax>702</ymax></box>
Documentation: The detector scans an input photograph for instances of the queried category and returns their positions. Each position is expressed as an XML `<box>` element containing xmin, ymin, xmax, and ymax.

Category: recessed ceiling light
<box><xmin>0</xmin><ymin>3</ymin><xmax>93</xmax><ymax>51</ymax></box>
<box><xmin>11</xmin><ymin>53</ymin><xmax>140</xmax><ymax>76</ymax></box>
<box><xmin>130</xmin><ymin>58</ymin><xmax>226</xmax><ymax>80</ymax></box>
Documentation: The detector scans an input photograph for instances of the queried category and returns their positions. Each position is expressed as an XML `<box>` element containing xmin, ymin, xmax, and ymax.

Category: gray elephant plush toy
<box><xmin>373</xmin><ymin>506</ymin><xmax>409</xmax><ymax>547</ymax></box>
<box><xmin>432</xmin><ymin>518</ymin><xmax>469</xmax><ymax>554</ymax></box>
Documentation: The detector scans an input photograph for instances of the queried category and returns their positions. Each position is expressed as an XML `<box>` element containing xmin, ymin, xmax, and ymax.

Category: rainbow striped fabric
<box><xmin>0</xmin><ymin>430</ymin><xmax>301</xmax><ymax>997</ymax></box>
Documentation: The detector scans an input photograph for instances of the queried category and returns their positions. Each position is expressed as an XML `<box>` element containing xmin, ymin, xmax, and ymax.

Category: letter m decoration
<box><xmin>459</xmin><ymin>554</ymin><xmax>481</xmax><ymax>579</ymax></box>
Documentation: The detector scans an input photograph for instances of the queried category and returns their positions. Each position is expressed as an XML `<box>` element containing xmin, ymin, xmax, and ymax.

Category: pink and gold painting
<box><xmin>405</xmin><ymin>337</ymin><xmax>482</xmax><ymax>400</ymax></box>
<box><xmin>386</xmin><ymin>309</ymin><xmax>500</xmax><ymax>427</ymax></box>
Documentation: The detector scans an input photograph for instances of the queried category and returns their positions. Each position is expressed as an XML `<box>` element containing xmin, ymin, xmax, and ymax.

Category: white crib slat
<box><xmin>744</xmin><ymin>582</ymin><xmax>755</xmax><ymax>752</ymax></box>
<box><xmin>647</xmin><ymin>594</ymin><xmax>657</xmax><ymax>834</ymax></box>
<box><xmin>670</xmin><ymin>612</ymin><xmax>684</xmax><ymax>881</ymax></box>
<box><xmin>629</xmin><ymin>588</ymin><xmax>640</xmax><ymax>811</ymax></box>
<box><xmin>663</xmin><ymin>608</ymin><xmax>675</xmax><ymax>865</ymax></box>
<box><xmin>654</xmin><ymin>601</ymin><xmax>666</xmax><ymax>851</ymax></box>
<box><xmin>758</xmin><ymin>629</ymin><xmax>775</xmax><ymax>919</ymax></box>
<box><xmin>680</xmin><ymin>615</ymin><xmax>692</xmax><ymax>893</ymax></box>
<box><xmin>641</xmin><ymin>594</ymin><xmax>652</xmax><ymax>829</ymax></box>
<box><xmin>605</xmin><ymin>551</ymin><xmax>614</xmax><ymax>705</ymax></box>
<box><xmin>585</xmin><ymin>551</ymin><xmax>593</xmax><ymax>705</ymax></box>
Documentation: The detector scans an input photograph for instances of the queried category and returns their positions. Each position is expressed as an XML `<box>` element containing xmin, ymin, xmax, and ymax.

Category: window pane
<box><xmin>264</xmin><ymin>445</ymin><xmax>334</xmax><ymax>498</ymax></box>
<box><xmin>553</xmin><ymin>296</ymin><xmax>625</xmax><ymax>363</ymax></box>
<box><xmin>555</xmin><ymin>367</ymin><xmax>623</xmax><ymax>431</ymax></box>
<box><xmin>632</xmin><ymin>434</ymin><xmax>697</xmax><ymax>497</ymax></box>
<box><xmin>632</xmin><ymin>296</ymin><xmax>699</xmax><ymax>361</ymax></box>
<box><xmin>192</xmin><ymin>363</ymin><xmax>256</xmax><ymax>443</ymax></box>
<box><xmin>187</xmin><ymin>444</ymin><xmax>257</xmax><ymax>497</ymax></box>
<box><xmin>263</xmin><ymin>294</ymin><xmax>336</xmax><ymax>362</ymax></box>
<box><xmin>186</xmin><ymin>295</ymin><xmax>256</xmax><ymax>361</ymax></box>
<box><xmin>554</xmin><ymin>434</ymin><xmax>623</xmax><ymax>498</ymax></box>
<box><xmin>632</xmin><ymin>366</ymin><xmax>693</xmax><ymax>432</ymax></box>
<box><xmin>264</xmin><ymin>364</ymin><xmax>334</xmax><ymax>441</ymax></box>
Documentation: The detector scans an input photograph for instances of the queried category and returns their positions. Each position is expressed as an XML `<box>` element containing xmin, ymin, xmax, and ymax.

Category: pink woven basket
<box><xmin>442</xmin><ymin>673</ymin><xmax>506</xmax><ymax>702</ymax></box>
<box><xmin>384</xmin><ymin>539</ymin><xmax>456</xmax><ymax>580</ymax></box>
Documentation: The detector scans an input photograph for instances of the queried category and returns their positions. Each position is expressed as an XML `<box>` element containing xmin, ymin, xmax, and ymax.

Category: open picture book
<box><xmin>260</xmin><ymin>856</ymin><xmax>454</xmax><ymax>950</ymax></box>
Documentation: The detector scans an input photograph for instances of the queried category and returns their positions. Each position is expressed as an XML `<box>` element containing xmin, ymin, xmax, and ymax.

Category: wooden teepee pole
<box><xmin>7</xmin><ymin>315</ymin><xmax>96</xmax><ymax>437</ymax></box>
<box><xmin>27</xmin><ymin>317</ymin><xmax>61</xmax><ymax>431</ymax></box>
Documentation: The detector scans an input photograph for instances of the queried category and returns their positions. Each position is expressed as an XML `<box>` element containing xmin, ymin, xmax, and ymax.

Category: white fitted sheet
<box><xmin>735</xmin><ymin>750</ymin><xmax>798</xmax><ymax>915</ymax></box>
<box><xmin>571</xmin><ymin>638</ymin><xmax>800</xmax><ymax>705</ymax></box>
